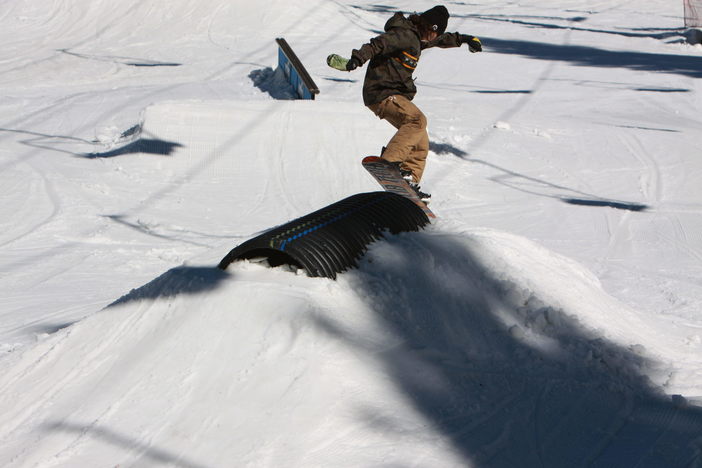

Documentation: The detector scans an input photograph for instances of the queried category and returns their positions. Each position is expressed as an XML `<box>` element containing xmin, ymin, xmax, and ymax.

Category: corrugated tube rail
<box><xmin>217</xmin><ymin>191</ymin><xmax>430</xmax><ymax>279</ymax></box>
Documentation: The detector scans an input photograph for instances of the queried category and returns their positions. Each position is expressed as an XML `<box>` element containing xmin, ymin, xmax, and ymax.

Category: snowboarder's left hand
<box><xmin>346</xmin><ymin>57</ymin><xmax>361</xmax><ymax>71</ymax></box>
<box><xmin>460</xmin><ymin>35</ymin><xmax>482</xmax><ymax>53</ymax></box>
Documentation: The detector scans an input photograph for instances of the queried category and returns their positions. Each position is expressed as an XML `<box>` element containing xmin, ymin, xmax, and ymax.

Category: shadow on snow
<box><xmin>563</xmin><ymin>198</ymin><xmax>648</xmax><ymax>212</ymax></box>
<box><xmin>483</xmin><ymin>36</ymin><xmax>702</xmax><ymax>79</ymax></box>
<box><xmin>58</xmin><ymin>49</ymin><xmax>182</xmax><ymax>68</ymax></box>
<box><xmin>249</xmin><ymin>67</ymin><xmax>299</xmax><ymax>100</ymax></box>
<box><xmin>107</xmin><ymin>266</ymin><xmax>229</xmax><ymax>307</ymax></box>
<box><xmin>0</xmin><ymin>126</ymin><xmax>182</xmax><ymax>159</ymax></box>
<box><xmin>45</xmin><ymin>422</ymin><xmax>209</xmax><ymax>468</ymax></box>
<box><xmin>480</xmin><ymin>156</ymin><xmax>652</xmax><ymax>212</ymax></box>
<box><xmin>84</xmin><ymin>138</ymin><xmax>183</xmax><ymax>158</ymax></box>
<box><xmin>320</xmin><ymin>233</ymin><xmax>702</xmax><ymax>467</ymax></box>
<box><xmin>462</xmin><ymin>14</ymin><xmax>684</xmax><ymax>41</ymax></box>
<box><xmin>95</xmin><ymin>228</ymin><xmax>699</xmax><ymax>465</ymax></box>
<box><xmin>441</xmin><ymin>149</ymin><xmax>651</xmax><ymax>213</ymax></box>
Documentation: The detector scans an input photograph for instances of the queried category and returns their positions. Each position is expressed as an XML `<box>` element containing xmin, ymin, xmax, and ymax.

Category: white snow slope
<box><xmin>2</xmin><ymin>1</ymin><xmax>702</xmax><ymax>466</ymax></box>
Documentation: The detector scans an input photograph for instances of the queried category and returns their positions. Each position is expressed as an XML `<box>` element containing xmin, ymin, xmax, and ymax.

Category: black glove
<box><xmin>460</xmin><ymin>35</ymin><xmax>482</xmax><ymax>53</ymax></box>
<box><xmin>346</xmin><ymin>56</ymin><xmax>361</xmax><ymax>71</ymax></box>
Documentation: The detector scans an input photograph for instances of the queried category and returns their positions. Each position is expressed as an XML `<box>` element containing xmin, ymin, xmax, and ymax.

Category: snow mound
<box><xmin>3</xmin><ymin>0</ymin><xmax>702</xmax><ymax>465</ymax></box>
<box><xmin>1</xmin><ymin>226</ymin><xmax>700</xmax><ymax>466</ymax></box>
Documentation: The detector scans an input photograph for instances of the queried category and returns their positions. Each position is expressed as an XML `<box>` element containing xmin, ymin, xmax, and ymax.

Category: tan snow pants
<box><xmin>368</xmin><ymin>95</ymin><xmax>429</xmax><ymax>183</ymax></box>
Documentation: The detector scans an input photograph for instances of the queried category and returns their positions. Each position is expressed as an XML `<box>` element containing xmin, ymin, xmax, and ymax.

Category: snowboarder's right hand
<box><xmin>460</xmin><ymin>35</ymin><xmax>482</xmax><ymax>53</ymax></box>
<box><xmin>346</xmin><ymin>57</ymin><xmax>361</xmax><ymax>71</ymax></box>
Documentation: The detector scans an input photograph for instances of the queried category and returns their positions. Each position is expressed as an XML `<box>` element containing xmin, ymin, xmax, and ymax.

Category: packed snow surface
<box><xmin>1</xmin><ymin>0</ymin><xmax>702</xmax><ymax>466</ymax></box>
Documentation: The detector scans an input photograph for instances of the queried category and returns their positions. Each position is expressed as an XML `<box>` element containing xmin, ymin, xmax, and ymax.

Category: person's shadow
<box><xmin>317</xmin><ymin>232</ymin><xmax>702</xmax><ymax>466</ymax></box>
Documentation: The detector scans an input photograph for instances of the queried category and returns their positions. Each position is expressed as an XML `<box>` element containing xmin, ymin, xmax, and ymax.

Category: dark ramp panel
<box><xmin>217</xmin><ymin>192</ymin><xmax>430</xmax><ymax>279</ymax></box>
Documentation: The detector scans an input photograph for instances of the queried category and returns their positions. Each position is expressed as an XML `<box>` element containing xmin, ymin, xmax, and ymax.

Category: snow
<box><xmin>1</xmin><ymin>0</ymin><xmax>702</xmax><ymax>466</ymax></box>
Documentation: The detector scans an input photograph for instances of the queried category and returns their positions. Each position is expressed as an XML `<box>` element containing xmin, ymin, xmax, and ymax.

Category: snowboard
<box><xmin>362</xmin><ymin>156</ymin><xmax>435</xmax><ymax>219</ymax></box>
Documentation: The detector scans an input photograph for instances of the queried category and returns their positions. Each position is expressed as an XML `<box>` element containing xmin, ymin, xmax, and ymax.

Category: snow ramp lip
<box><xmin>217</xmin><ymin>191</ymin><xmax>430</xmax><ymax>279</ymax></box>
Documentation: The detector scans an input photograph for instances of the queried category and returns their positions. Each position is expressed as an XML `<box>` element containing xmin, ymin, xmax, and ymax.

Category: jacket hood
<box><xmin>384</xmin><ymin>12</ymin><xmax>417</xmax><ymax>33</ymax></box>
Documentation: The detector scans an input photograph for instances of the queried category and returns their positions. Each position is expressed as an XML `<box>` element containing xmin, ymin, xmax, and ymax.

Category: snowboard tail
<box><xmin>362</xmin><ymin>156</ymin><xmax>435</xmax><ymax>219</ymax></box>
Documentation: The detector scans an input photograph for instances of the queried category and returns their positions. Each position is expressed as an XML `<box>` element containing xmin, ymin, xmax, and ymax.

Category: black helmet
<box><xmin>420</xmin><ymin>5</ymin><xmax>449</xmax><ymax>34</ymax></box>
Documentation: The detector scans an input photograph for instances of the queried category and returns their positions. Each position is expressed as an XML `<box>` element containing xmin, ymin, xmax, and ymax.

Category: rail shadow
<box><xmin>249</xmin><ymin>67</ymin><xmax>298</xmax><ymax>100</ymax></box>
<box><xmin>24</xmin><ymin>322</ymin><xmax>76</xmax><ymax>336</ymax></box>
<box><xmin>107</xmin><ymin>266</ymin><xmax>229</xmax><ymax>307</ymax></box>
<box><xmin>82</xmin><ymin>138</ymin><xmax>183</xmax><ymax>159</ymax></box>
<box><xmin>83</xmin><ymin>138</ymin><xmax>183</xmax><ymax>158</ymax></box>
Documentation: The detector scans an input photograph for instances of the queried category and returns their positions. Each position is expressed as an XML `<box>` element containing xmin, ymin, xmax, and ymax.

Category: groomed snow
<box><xmin>1</xmin><ymin>1</ymin><xmax>702</xmax><ymax>466</ymax></box>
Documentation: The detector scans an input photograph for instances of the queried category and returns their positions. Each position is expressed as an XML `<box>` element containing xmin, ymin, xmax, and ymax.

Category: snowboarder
<box><xmin>337</xmin><ymin>5</ymin><xmax>482</xmax><ymax>201</ymax></box>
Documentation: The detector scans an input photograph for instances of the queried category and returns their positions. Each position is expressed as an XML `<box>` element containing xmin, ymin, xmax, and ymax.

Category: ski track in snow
<box><xmin>1</xmin><ymin>0</ymin><xmax>702</xmax><ymax>466</ymax></box>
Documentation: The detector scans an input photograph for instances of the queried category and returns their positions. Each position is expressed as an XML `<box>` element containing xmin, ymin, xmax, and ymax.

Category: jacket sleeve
<box><xmin>421</xmin><ymin>32</ymin><xmax>463</xmax><ymax>50</ymax></box>
<box><xmin>351</xmin><ymin>30</ymin><xmax>405</xmax><ymax>65</ymax></box>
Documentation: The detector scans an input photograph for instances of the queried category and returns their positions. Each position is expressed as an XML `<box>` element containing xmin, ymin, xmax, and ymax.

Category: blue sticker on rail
<box><xmin>275</xmin><ymin>197</ymin><xmax>386</xmax><ymax>251</ymax></box>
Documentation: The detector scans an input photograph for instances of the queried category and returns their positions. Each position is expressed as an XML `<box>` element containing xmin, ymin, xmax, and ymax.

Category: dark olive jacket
<box><xmin>351</xmin><ymin>13</ymin><xmax>463</xmax><ymax>106</ymax></box>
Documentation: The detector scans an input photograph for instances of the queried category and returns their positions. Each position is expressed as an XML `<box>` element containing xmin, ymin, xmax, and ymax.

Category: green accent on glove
<box><xmin>327</xmin><ymin>54</ymin><xmax>349</xmax><ymax>71</ymax></box>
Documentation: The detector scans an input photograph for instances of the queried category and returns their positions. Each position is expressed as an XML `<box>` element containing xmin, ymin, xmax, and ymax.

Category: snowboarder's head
<box><xmin>419</xmin><ymin>5</ymin><xmax>449</xmax><ymax>35</ymax></box>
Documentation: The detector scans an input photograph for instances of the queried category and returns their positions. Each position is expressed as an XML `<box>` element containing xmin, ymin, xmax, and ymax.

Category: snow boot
<box><xmin>381</xmin><ymin>153</ymin><xmax>413</xmax><ymax>182</ymax></box>
<box><xmin>399</xmin><ymin>166</ymin><xmax>413</xmax><ymax>182</ymax></box>
<box><xmin>409</xmin><ymin>182</ymin><xmax>431</xmax><ymax>203</ymax></box>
